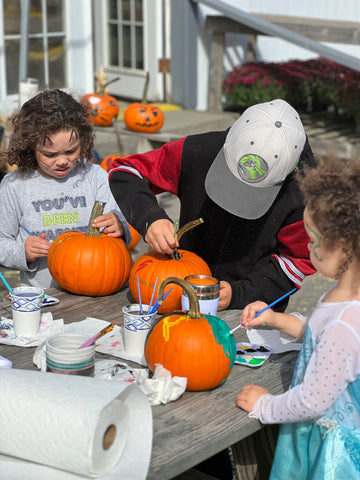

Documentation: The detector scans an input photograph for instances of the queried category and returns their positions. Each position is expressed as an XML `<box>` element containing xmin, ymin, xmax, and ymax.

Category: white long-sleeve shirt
<box><xmin>250</xmin><ymin>298</ymin><xmax>360</xmax><ymax>426</ymax></box>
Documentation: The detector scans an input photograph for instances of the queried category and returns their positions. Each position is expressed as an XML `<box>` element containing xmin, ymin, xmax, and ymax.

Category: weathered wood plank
<box><xmin>208</xmin><ymin>31</ymin><xmax>225</xmax><ymax>113</ymax></box>
<box><xmin>206</xmin><ymin>14</ymin><xmax>360</xmax><ymax>45</ymax></box>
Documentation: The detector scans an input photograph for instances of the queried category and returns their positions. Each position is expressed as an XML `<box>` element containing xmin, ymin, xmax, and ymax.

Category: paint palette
<box><xmin>235</xmin><ymin>342</ymin><xmax>272</xmax><ymax>368</ymax></box>
<box><xmin>7</xmin><ymin>293</ymin><xmax>59</xmax><ymax>306</ymax></box>
<box><xmin>41</xmin><ymin>295</ymin><xmax>59</xmax><ymax>306</ymax></box>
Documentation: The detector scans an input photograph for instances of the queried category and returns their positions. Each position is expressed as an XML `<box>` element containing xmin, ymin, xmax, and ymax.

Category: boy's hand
<box><xmin>145</xmin><ymin>219</ymin><xmax>179</xmax><ymax>254</ymax></box>
<box><xmin>92</xmin><ymin>213</ymin><xmax>124</xmax><ymax>238</ymax></box>
<box><xmin>218</xmin><ymin>281</ymin><xmax>232</xmax><ymax>310</ymax></box>
<box><xmin>25</xmin><ymin>233</ymin><xmax>51</xmax><ymax>262</ymax></box>
<box><xmin>236</xmin><ymin>384</ymin><xmax>269</xmax><ymax>412</ymax></box>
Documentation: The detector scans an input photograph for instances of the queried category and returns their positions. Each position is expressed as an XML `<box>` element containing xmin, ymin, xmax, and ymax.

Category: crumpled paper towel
<box><xmin>95</xmin><ymin>360</ymin><xmax>187</xmax><ymax>406</ymax></box>
<box><xmin>0</xmin><ymin>313</ymin><xmax>63</xmax><ymax>347</ymax></box>
<box><xmin>32</xmin><ymin>321</ymin><xmax>187</xmax><ymax>406</ymax></box>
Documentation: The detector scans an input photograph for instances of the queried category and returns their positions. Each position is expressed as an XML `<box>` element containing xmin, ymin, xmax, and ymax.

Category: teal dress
<box><xmin>270</xmin><ymin>327</ymin><xmax>360</xmax><ymax>479</ymax></box>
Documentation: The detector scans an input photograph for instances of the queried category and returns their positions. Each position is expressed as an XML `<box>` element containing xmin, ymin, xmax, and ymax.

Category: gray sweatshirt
<box><xmin>0</xmin><ymin>163</ymin><xmax>130</xmax><ymax>288</ymax></box>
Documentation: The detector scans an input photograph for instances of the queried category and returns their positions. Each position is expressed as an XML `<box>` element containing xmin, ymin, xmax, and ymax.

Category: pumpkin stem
<box><xmin>85</xmin><ymin>201</ymin><xmax>105</xmax><ymax>237</ymax></box>
<box><xmin>157</xmin><ymin>277</ymin><xmax>201</xmax><ymax>319</ymax></box>
<box><xmin>171</xmin><ymin>218</ymin><xmax>204</xmax><ymax>260</ymax></box>
<box><xmin>141</xmin><ymin>71</ymin><xmax>150</xmax><ymax>104</ymax></box>
<box><xmin>99</xmin><ymin>76</ymin><xmax>121</xmax><ymax>96</ymax></box>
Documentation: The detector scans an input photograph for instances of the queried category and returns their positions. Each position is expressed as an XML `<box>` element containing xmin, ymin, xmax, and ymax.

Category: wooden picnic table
<box><xmin>0</xmin><ymin>286</ymin><xmax>298</xmax><ymax>480</ymax></box>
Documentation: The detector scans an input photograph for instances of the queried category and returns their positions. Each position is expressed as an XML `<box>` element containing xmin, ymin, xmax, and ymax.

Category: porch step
<box><xmin>94</xmin><ymin>108</ymin><xmax>359</xmax><ymax>160</ymax></box>
<box><xmin>301</xmin><ymin>111</ymin><xmax>359</xmax><ymax>159</ymax></box>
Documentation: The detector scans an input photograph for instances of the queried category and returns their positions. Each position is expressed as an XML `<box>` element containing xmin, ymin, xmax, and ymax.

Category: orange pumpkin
<box><xmin>81</xmin><ymin>93</ymin><xmax>119</xmax><ymax>127</ymax></box>
<box><xmin>48</xmin><ymin>202</ymin><xmax>132</xmax><ymax>296</ymax></box>
<box><xmin>128</xmin><ymin>223</ymin><xmax>141</xmax><ymax>250</ymax></box>
<box><xmin>144</xmin><ymin>277</ymin><xmax>236</xmax><ymax>391</ymax></box>
<box><xmin>100</xmin><ymin>154</ymin><xmax>118</xmax><ymax>172</ymax></box>
<box><xmin>124</xmin><ymin>102</ymin><xmax>164</xmax><ymax>133</ymax></box>
<box><xmin>129</xmin><ymin>219</ymin><xmax>211</xmax><ymax>313</ymax></box>
<box><xmin>123</xmin><ymin>72</ymin><xmax>164</xmax><ymax>133</ymax></box>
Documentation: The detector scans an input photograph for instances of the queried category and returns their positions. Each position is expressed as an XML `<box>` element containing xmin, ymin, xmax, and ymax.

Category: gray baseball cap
<box><xmin>205</xmin><ymin>99</ymin><xmax>306</xmax><ymax>219</ymax></box>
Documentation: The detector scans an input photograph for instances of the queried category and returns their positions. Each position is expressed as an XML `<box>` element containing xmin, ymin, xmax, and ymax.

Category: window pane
<box><xmin>122</xmin><ymin>0</ymin><xmax>131</xmax><ymax>21</ymax></box>
<box><xmin>135</xmin><ymin>0</ymin><xmax>142</xmax><ymax>22</ymax></box>
<box><xmin>29</xmin><ymin>0</ymin><xmax>43</xmax><ymax>34</ymax></box>
<box><xmin>48</xmin><ymin>37</ymin><xmax>66</xmax><ymax>88</ymax></box>
<box><xmin>123</xmin><ymin>25</ymin><xmax>131</xmax><ymax>68</ymax></box>
<box><xmin>4</xmin><ymin>0</ymin><xmax>21</xmax><ymax>34</ymax></box>
<box><xmin>47</xmin><ymin>0</ymin><xmax>64</xmax><ymax>32</ymax></box>
<box><xmin>135</xmin><ymin>25</ymin><xmax>143</xmax><ymax>69</ymax></box>
<box><xmin>5</xmin><ymin>39</ymin><xmax>19</xmax><ymax>95</ymax></box>
<box><xmin>27</xmin><ymin>37</ymin><xmax>45</xmax><ymax>85</ymax></box>
<box><xmin>26</xmin><ymin>37</ymin><xmax>65</xmax><ymax>90</ymax></box>
<box><xmin>109</xmin><ymin>24</ymin><xmax>119</xmax><ymax>66</ymax></box>
<box><xmin>109</xmin><ymin>0</ymin><xmax>118</xmax><ymax>20</ymax></box>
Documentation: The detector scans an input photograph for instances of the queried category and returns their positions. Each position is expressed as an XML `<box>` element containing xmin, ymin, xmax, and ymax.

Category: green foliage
<box><xmin>223</xmin><ymin>58</ymin><xmax>360</xmax><ymax>125</ymax></box>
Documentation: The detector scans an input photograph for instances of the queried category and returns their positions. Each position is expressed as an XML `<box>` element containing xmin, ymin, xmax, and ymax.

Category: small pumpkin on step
<box><xmin>80</xmin><ymin>67</ymin><xmax>120</xmax><ymax>127</ymax></box>
<box><xmin>124</xmin><ymin>72</ymin><xmax>164</xmax><ymax>133</ymax></box>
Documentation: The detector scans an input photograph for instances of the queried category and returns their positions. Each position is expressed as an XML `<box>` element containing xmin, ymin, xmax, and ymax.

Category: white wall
<box><xmin>65</xmin><ymin>0</ymin><xmax>94</xmax><ymax>98</ymax></box>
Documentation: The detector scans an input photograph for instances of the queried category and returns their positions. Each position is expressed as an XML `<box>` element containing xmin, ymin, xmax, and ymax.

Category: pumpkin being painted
<box><xmin>129</xmin><ymin>219</ymin><xmax>211</xmax><ymax>313</ymax></box>
<box><xmin>124</xmin><ymin>102</ymin><xmax>164</xmax><ymax>133</ymax></box>
<box><xmin>81</xmin><ymin>93</ymin><xmax>119</xmax><ymax>127</ymax></box>
<box><xmin>48</xmin><ymin>202</ymin><xmax>131</xmax><ymax>296</ymax></box>
<box><xmin>145</xmin><ymin>277</ymin><xmax>236</xmax><ymax>391</ymax></box>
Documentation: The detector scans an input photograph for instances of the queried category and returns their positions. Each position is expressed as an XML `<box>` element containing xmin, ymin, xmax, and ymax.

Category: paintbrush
<box><xmin>229</xmin><ymin>288</ymin><xmax>297</xmax><ymax>335</ymax></box>
<box><xmin>78</xmin><ymin>322</ymin><xmax>116</xmax><ymax>349</ymax></box>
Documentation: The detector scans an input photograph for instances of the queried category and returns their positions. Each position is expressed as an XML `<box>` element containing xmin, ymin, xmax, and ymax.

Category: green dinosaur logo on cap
<box><xmin>237</xmin><ymin>154</ymin><xmax>268</xmax><ymax>183</ymax></box>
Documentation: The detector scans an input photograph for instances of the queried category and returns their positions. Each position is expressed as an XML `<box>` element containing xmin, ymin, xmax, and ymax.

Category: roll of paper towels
<box><xmin>0</xmin><ymin>369</ymin><xmax>152</xmax><ymax>479</ymax></box>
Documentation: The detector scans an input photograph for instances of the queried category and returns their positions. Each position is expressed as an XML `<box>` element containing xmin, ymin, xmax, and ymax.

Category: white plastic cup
<box><xmin>11</xmin><ymin>286</ymin><xmax>43</xmax><ymax>337</ymax></box>
<box><xmin>46</xmin><ymin>333</ymin><xmax>95</xmax><ymax>376</ymax></box>
<box><xmin>181</xmin><ymin>275</ymin><xmax>220</xmax><ymax>316</ymax></box>
<box><xmin>122</xmin><ymin>304</ymin><xmax>156</xmax><ymax>357</ymax></box>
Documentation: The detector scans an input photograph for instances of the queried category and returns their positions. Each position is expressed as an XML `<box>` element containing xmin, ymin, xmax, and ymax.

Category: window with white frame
<box><xmin>107</xmin><ymin>0</ymin><xmax>144</xmax><ymax>70</ymax></box>
<box><xmin>3</xmin><ymin>0</ymin><xmax>66</xmax><ymax>95</ymax></box>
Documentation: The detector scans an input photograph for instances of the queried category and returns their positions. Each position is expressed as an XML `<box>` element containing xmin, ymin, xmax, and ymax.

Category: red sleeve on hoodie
<box><xmin>273</xmin><ymin>220</ymin><xmax>316</xmax><ymax>288</ymax></box>
<box><xmin>110</xmin><ymin>137</ymin><xmax>186</xmax><ymax>195</ymax></box>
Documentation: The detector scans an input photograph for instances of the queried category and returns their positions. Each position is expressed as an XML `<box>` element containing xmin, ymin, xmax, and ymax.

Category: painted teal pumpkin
<box><xmin>144</xmin><ymin>277</ymin><xmax>236</xmax><ymax>391</ymax></box>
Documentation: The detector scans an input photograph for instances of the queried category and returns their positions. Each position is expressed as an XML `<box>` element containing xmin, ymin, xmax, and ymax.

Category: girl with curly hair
<box><xmin>236</xmin><ymin>155</ymin><xmax>360</xmax><ymax>479</ymax></box>
<box><xmin>0</xmin><ymin>89</ymin><xmax>130</xmax><ymax>288</ymax></box>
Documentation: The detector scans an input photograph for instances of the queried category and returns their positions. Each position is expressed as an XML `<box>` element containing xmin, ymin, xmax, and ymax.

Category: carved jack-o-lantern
<box><xmin>124</xmin><ymin>102</ymin><xmax>164</xmax><ymax>133</ymax></box>
<box><xmin>123</xmin><ymin>72</ymin><xmax>164</xmax><ymax>134</ymax></box>
<box><xmin>81</xmin><ymin>93</ymin><xmax>119</xmax><ymax>127</ymax></box>
<box><xmin>80</xmin><ymin>70</ymin><xmax>120</xmax><ymax>127</ymax></box>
